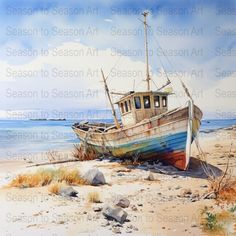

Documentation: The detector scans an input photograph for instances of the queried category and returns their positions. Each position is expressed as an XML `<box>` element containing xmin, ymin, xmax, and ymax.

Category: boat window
<box><xmin>120</xmin><ymin>103</ymin><xmax>124</xmax><ymax>113</ymax></box>
<box><xmin>134</xmin><ymin>96</ymin><xmax>141</xmax><ymax>109</ymax></box>
<box><xmin>154</xmin><ymin>96</ymin><xmax>160</xmax><ymax>108</ymax></box>
<box><xmin>143</xmin><ymin>96</ymin><xmax>151</xmax><ymax>109</ymax></box>
<box><xmin>128</xmin><ymin>100</ymin><xmax>132</xmax><ymax>110</ymax></box>
<box><xmin>124</xmin><ymin>101</ymin><xmax>129</xmax><ymax>112</ymax></box>
<box><xmin>162</xmin><ymin>96</ymin><xmax>167</xmax><ymax>107</ymax></box>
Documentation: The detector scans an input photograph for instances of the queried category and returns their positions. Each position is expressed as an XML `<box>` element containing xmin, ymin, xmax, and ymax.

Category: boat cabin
<box><xmin>116</xmin><ymin>91</ymin><xmax>171</xmax><ymax>127</ymax></box>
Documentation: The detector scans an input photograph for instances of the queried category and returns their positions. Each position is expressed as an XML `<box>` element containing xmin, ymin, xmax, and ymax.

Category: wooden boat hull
<box><xmin>72</xmin><ymin>102</ymin><xmax>202</xmax><ymax>170</ymax></box>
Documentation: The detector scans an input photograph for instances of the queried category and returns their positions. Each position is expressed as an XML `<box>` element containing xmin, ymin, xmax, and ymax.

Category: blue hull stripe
<box><xmin>93</xmin><ymin>131</ymin><xmax>188</xmax><ymax>157</ymax></box>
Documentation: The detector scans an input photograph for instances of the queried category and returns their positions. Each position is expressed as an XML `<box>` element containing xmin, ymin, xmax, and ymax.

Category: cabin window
<box><xmin>124</xmin><ymin>101</ymin><xmax>129</xmax><ymax>112</ymax></box>
<box><xmin>154</xmin><ymin>96</ymin><xmax>160</xmax><ymax>108</ymax></box>
<box><xmin>162</xmin><ymin>96</ymin><xmax>167</xmax><ymax>107</ymax></box>
<box><xmin>134</xmin><ymin>96</ymin><xmax>141</xmax><ymax>109</ymax></box>
<box><xmin>143</xmin><ymin>96</ymin><xmax>151</xmax><ymax>109</ymax></box>
<box><xmin>120</xmin><ymin>103</ymin><xmax>124</xmax><ymax>113</ymax></box>
<box><xmin>128</xmin><ymin>100</ymin><xmax>132</xmax><ymax>110</ymax></box>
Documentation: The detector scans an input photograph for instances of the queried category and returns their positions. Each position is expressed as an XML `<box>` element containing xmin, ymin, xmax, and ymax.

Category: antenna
<box><xmin>142</xmin><ymin>11</ymin><xmax>151</xmax><ymax>91</ymax></box>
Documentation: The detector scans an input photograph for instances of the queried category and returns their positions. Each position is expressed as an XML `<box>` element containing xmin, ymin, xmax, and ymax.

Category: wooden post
<box><xmin>101</xmin><ymin>69</ymin><xmax>121</xmax><ymax>129</ymax></box>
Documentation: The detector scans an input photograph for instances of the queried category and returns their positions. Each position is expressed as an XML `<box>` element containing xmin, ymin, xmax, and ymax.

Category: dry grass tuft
<box><xmin>73</xmin><ymin>144</ymin><xmax>99</xmax><ymax>161</ymax></box>
<box><xmin>87</xmin><ymin>191</ymin><xmax>101</xmax><ymax>203</ymax></box>
<box><xmin>206</xmin><ymin>143</ymin><xmax>236</xmax><ymax>203</ymax></box>
<box><xmin>214</xmin><ymin>179</ymin><xmax>236</xmax><ymax>203</ymax></box>
<box><xmin>208</xmin><ymin>168</ymin><xmax>236</xmax><ymax>203</ymax></box>
<box><xmin>9</xmin><ymin>168</ymin><xmax>87</xmax><ymax>188</ymax></box>
<box><xmin>57</xmin><ymin>168</ymin><xmax>87</xmax><ymax>185</ymax></box>
<box><xmin>48</xmin><ymin>182</ymin><xmax>63</xmax><ymax>194</ymax></box>
<box><xmin>9</xmin><ymin>169</ymin><xmax>54</xmax><ymax>188</ymax></box>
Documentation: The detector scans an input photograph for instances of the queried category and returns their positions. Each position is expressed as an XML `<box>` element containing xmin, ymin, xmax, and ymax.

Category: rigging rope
<box><xmin>150</xmin><ymin>23</ymin><xmax>215</xmax><ymax>179</ymax></box>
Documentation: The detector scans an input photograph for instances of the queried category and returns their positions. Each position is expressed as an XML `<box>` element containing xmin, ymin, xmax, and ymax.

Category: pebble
<box><xmin>145</xmin><ymin>172</ymin><xmax>155</xmax><ymax>181</ymax></box>
<box><xmin>191</xmin><ymin>223</ymin><xmax>198</xmax><ymax>227</ymax></box>
<box><xmin>101</xmin><ymin>221</ymin><xmax>110</xmax><ymax>227</ymax></box>
<box><xmin>200</xmin><ymin>185</ymin><xmax>208</xmax><ymax>188</ymax></box>
<box><xmin>112</xmin><ymin>227</ymin><xmax>121</xmax><ymax>234</ymax></box>
<box><xmin>93</xmin><ymin>206</ymin><xmax>102</xmax><ymax>212</ymax></box>
<box><xmin>131</xmin><ymin>205</ymin><xmax>138</xmax><ymax>211</ymax></box>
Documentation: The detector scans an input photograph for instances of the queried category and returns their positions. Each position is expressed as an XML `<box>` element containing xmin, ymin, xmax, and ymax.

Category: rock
<box><xmin>200</xmin><ymin>184</ymin><xmax>208</xmax><ymax>188</ymax></box>
<box><xmin>191</xmin><ymin>223</ymin><xmax>198</xmax><ymax>227</ymax></box>
<box><xmin>126</xmin><ymin>224</ymin><xmax>138</xmax><ymax>231</ymax></box>
<box><xmin>131</xmin><ymin>205</ymin><xmax>138</xmax><ymax>211</ymax></box>
<box><xmin>117</xmin><ymin>173</ymin><xmax>125</xmax><ymax>177</ymax></box>
<box><xmin>145</xmin><ymin>172</ymin><xmax>155</xmax><ymax>181</ymax></box>
<box><xmin>172</xmin><ymin>175</ymin><xmax>179</xmax><ymax>178</ymax></box>
<box><xmin>204</xmin><ymin>192</ymin><xmax>217</xmax><ymax>199</ymax></box>
<box><xmin>137</xmin><ymin>203</ymin><xmax>143</xmax><ymax>207</ymax></box>
<box><xmin>191</xmin><ymin>198</ymin><xmax>197</xmax><ymax>202</ymax></box>
<box><xmin>215</xmin><ymin>144</ymin><xmax>222</xmax><ymax>148</ymax></box>
<box><xmin>178</xmin><ymin>188</ymin><xmax>192</xmax><ymax>198</ymax></box>
<box><xmin>93</xmin><ymin>206</ymin><xmax>103</xmax><ymax>212</ymax></box>
<box><xmin>175</xmin><ymin>186</ymin><xmax>181</xmax><ymax>190</ymax></box>
<box><xmin>83</xmin><ymin>168</ymin><xmax>106</xmax><ymax>186</ymax></box>
<box><xmin>191</xmin><ymin>190</ymin><xmax>200</xmax><ymax>199</ymax></box>
<box><xmin>103</xmin><ymin>206</ymin><xmax>128</xmax><ymax>224</ymax></box>
<box><xmin>101</xmin><ymin>221</ymin><xmax>110</xmax><ymax>227</ymax></box>
<box><xmin>112</xmin><ymin>227</ymin><xmax>121</xmax><ymax>234</ymax></box>
<box><xmin>115</xmin><ymin>197</ymin><xmax>130</xmax><ymax>208</ymax></box>
<box><xmin>58</xmin><ymin>186</ymin><xmax>78</xmax><ymax>197</ymax></box>
<box><xmin>58</xmin><ymin>220</ymin><xmax>65</xmax><ymax>224</ymax></box>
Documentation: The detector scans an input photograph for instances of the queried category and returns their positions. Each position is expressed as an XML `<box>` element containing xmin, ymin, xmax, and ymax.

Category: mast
<box><xmin>142</xmin><ymin>11</ymin><xmax>151</xmax><ymax>91</ymax></box>
<box><xmin>101</xmin><ymin>69</ymin><xmax>121</xmax><ymax>129</ymax></box>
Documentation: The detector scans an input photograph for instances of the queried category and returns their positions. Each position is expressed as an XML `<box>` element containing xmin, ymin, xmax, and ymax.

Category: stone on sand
<box><xmin>83</xmin><ymin>168</ymin><xmax>106</xmax><ymax>186</ymax></box>
<box><xmin>178</xmin><ymin>188</ymin><xmax>192</xmax><ymax>198</ymax></box>
<box><xmin>145</xmin><ymin>172</ymin><xmax>155</xmax><ymax>181</ymax></box>
<box><xmin>93</xmin><ymin>206</ymin><xmax>103</xmax><ymax>212</ymax></box>
<box><xmin>103</xmin><ymin>205</ymin><xmax>128</xmax><ymax>224</ymax></box>
<box><xmin>115</xmin><ymin>197</ymin><xmax>130</xmax><ymax>208</ymax></box>
<box><xmin>58</xmin><ymin>186</ymin><xmax>78</xmax><ymax>197</ymax></box>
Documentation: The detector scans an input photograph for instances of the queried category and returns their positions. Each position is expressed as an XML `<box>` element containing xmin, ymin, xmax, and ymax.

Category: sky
<box><xmin>0</xmin><ymin>0</ymin><xmax>235</xmax><ymax>120</ymax></box>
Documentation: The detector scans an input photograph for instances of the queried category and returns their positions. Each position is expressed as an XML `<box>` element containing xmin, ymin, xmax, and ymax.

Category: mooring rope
<box><xmin>194</xmin><ymin>134</ymin><xmax>217</xmax><ymax>180</ymax></box>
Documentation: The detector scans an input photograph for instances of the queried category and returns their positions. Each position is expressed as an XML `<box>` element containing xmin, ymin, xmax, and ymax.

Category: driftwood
<box><xmin>27</xmin><ymin>159</ymin><xmax>79</xmax><ymax>167</ymax></box>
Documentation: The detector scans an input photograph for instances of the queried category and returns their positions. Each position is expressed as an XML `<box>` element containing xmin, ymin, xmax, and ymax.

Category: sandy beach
<box><xmin>0</xmin><ymin>126</ymin><xmax>235</xmax><ymax>236</ymax></box>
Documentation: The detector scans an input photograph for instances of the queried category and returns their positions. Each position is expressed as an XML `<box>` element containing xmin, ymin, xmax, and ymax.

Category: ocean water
<box><xmin>0</xmin><ymin>119</ymin><xmax>235</xmax><ymax>158</ymax></box>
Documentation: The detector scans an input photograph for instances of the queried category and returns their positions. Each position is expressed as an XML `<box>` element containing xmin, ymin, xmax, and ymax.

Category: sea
<box><xmin>0</xmin><ymin>119</ymin><xmax>235</xmax><ymax>159</ymax></box>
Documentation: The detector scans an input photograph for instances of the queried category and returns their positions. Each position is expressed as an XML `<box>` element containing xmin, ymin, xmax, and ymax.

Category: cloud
<box><xmin>0</xmin><ymin>1</ymin><xmax>235</xmax><ymax>119</ymax></box>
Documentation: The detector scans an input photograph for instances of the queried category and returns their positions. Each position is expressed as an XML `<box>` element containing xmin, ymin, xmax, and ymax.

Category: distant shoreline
<box><xmin>29</xmin><ymin>118</ymin><xmax>66</xmax><ymax>121</ymax></box>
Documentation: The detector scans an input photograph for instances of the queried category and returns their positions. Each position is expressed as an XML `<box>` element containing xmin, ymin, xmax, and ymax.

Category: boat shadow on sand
<box><xmin>117</xmin><ymin>157</ymin><xmax>223</xmax><ymax>179</ymax></box>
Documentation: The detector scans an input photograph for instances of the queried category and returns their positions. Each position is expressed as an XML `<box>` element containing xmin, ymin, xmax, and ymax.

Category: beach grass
<box><xmin>87</xmin><ymin>191</ymin><xmax>101</xmax><ymax>203</ymax></box>
<box><xmin>201</xmin><ymin>206</ymin><xmax>236</xmax><ymax>234</ymax></box>
<box><xmin>8</xmin><ymin>167</ymin><xmax>87</xmax><ymax>188</ymax></box>
<box><xmin>48</xmin><ymin>182</ymin><xmax>64</xmax><ymax>194</ymax></box>
<box><xmin>73</xmin><ymin>144</ymin><xmax>99</xmax><ymax>161</ymax></box>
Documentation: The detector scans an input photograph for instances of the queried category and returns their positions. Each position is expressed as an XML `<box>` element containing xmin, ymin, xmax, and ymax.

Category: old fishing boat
<box><xmin>72</xmin><ymin>12</ymin><xmax>203</xmax><ymax>170</ymax></box>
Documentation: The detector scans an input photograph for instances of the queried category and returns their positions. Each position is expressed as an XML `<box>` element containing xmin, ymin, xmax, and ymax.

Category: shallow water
<box><xmin>0</xmin><ymin>118</ymin><xmax>235</xmax><ymax>158</ymax></box>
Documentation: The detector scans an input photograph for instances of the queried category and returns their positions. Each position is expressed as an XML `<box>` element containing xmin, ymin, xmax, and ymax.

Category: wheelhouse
<box><xmin>116</xmin><ymin>91</ymin><xmax>171</xmax><ymax>127</ymax></box>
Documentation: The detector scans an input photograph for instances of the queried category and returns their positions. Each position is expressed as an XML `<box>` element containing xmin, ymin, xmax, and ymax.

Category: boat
<box><xmin>72</xmin><ymin>12</ymin><xmax>203</xmax><ymax>170</ymax></box>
